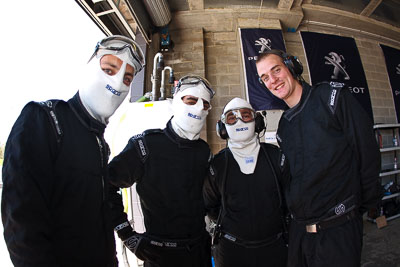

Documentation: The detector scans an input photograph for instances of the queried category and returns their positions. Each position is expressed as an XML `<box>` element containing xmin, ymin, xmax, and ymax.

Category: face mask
<box><xmin>171</xmin><ymin>84</ymin><xmax>210</xmax><ymax>140</ymax></box>
<box><xmin>79</xmin><ymin>54</ymin><xmax>130</xmax><ymax>125</ymax></box>
<box><xmin>226</xmin><ymin>119</ymin><xmax>256</xmax><ymax>142</ymax></box>
<box><xmin>222</xmin><ymin>97</ymin><xmax>260</xmax><ymax>174</ymax></box>
<box><xmin>227</xmin><ymin>120</ymin><xmax>260</xmax><ymax>174</ymax></box>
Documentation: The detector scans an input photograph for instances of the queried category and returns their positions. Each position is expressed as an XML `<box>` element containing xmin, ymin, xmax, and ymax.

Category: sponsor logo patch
<box><xmin>236</xmin><ymin>127</ymin><xmax>248</xmax><ymax>132</ymax></box>
<box><xmin>138</xmin><ymin>139</ymin><xmax>147</xmax><ymax>156</ymax></box>
<box><xmin>330</xmin><ymin>89</ymin><xmax>337</xmax><ymax>107</ymax></box>
<box><xmin>335</xmin><ymin>203</ymin><xmax>346</xmax><ymax>215</ymax></box>
<box><xmin>188</xmin><ymin>112</ymin><xmax>201</xmax><ymax>120</ymax></box>
<box><xmin>245</xmin><ymin>157</ymin><xmax>254</xmax><ymax>164</ymax></box>
<box><xmin>106</xmin><ymin>84</ymin><xmax>122</xmax><ymax>96</ymax></box>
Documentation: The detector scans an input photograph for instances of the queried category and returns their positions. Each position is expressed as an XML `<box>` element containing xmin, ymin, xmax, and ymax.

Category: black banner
<box><xmin>380</xmin><ymin>44</ymin><xmax>400</xmax><ymax>122</ymax></box>
<box><xmin>239</xmin><ymin>28</ymin><xmax>288</xmax><ymax>111</ymax></box>
<box><xmin>300</xmin><ymin>31</ymin><xmax>373</xmax><ymax>120</ymax></box>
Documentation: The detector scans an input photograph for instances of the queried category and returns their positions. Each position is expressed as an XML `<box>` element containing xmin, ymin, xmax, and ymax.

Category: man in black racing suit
<box><xmin>108</xmin><ymin>75</ymin><xmax>215</xmax><ymax>267</ymax></box>
<box><xmin>203</xmin><ymin>97</ymin><xmax>289</xmax><ymax>267</ymax></box>
<box><xmin>256</xmin><ymin>49</ymin><xmax>381</xmax><ymax>267</ymax></box>
<box><xmin>1</xmin><ymin>35</ymin><xmax>145</xmax><ymax>266</ymax></box>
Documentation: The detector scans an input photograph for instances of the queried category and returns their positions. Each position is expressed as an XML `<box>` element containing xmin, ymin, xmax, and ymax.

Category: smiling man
<box><xmin>1</xmin><ymin>35</ymin><xmax>145</xmax><ymax>267</ymax></box>
<box><xmin>256</xmin><ymin>49</ymin><xmax>381</xmax><ymax>267</ymax></box>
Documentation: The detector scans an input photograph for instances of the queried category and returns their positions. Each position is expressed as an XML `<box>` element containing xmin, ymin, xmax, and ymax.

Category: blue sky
<box><xmin>0</xmin><ymin>1</ymin><xmax>105</xmax><ymax>144</ymax></box>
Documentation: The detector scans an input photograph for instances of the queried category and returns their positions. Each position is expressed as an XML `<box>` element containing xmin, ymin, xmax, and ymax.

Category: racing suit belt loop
<box><xmin>221</xmin><ymin>231</ymin><xmax>282</xmax><ymax>248</ymax></box>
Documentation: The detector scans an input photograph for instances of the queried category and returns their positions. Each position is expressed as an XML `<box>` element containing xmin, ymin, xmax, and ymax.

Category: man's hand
<box><xmin>121</xmin><ymin>230</ymin><xmax>158</xmax><ymax>262</ymax></box>
<box><xmin>123</xmin><ymin>231</ymin><xmax>143</xmax><ymax>254</ymax></box>
<box><xmin>115</xmin><ymin>221</ymin><xmax>160</xmax><ymax>262</ymax></box>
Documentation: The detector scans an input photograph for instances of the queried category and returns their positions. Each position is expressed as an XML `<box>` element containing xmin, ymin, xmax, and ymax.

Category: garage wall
<box><xmin>146</xmin><ymin>9</ymin><xmax>400</xmax><ymax>154</ymax></box>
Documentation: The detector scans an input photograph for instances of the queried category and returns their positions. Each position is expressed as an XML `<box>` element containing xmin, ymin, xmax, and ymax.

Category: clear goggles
<box><xmin>221</xmin><ymin>107</ymin><xmax>256</xmax><ymax>125</ymax></box>
<box><xmin>174</xmin><ymin>75</ymin><xmax>215</xmax><ymax>99</ymax></box>
<box><xmin>89</xmin><ymin>35</ymin><xmax>146</xmax><ymax>75</ymax></box>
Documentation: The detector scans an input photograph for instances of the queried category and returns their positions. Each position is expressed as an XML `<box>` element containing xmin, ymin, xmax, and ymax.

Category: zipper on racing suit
<box><xmin>96</xmin><ymin>135</ymin><xmax>108</xmax><ymax>201</ymax></box>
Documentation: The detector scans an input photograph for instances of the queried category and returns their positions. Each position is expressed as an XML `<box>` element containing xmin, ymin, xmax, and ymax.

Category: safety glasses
<box><xmin>175</xmin><ymin>75</ymin><xmax>215</xmax><ymax>99</ymax></box>
<box><xmin>89</xmin><ymin>35</ymin><xmax>146</xmax><ymax>74</ymax></box>
<box><xmin>221</xmin><ymin>108</ymin><xmax>256</xmax><ymax>125</ymax></box>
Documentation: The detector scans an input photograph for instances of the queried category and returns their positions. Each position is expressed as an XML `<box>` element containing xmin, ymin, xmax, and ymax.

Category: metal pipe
<box><xmin>160</xmin><ymin>66</ymin><xmax>174</xmax><ymax>100</ymax></box>
<box><xmin>151</xmin><ymin>52</ymin><xmax>164</xmax><ymax>101</ymax></box>
<box><xmin>142</xmin><ymin>0</ymin><xmax>172</xmax><ymax>27</ymax></box>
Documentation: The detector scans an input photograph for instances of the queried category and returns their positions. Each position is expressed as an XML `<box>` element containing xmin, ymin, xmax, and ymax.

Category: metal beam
<box><xmin>107</xmin><ymin>0</ymin><xmax>136</xmax><ymax>39</ymax></box>
<box><xmin>76</xmin><ymin>0</ymin><xmax>112</xmax><ymax>36</ymax></box>
<box><xmin>360</xmin><ymin>0</ymin><xmax>382</xmax><ymax>17</ymax></box>
<box><xmin>278</xmin><ymin>0</ymin><xmax>294</xmax><ymax>10</ymax></box>
<box><xmin>75</xmin><ymin>0</ymin><xmax>137</xmax><ymax>40</ymax></box>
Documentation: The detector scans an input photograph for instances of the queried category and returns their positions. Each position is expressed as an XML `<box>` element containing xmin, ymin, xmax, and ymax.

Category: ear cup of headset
<box><xmin>254</xmin><ymin>112</ymin><xmax>266</xmax><ymax>134</ymax></box>
<box><xmin>283</xmin><ymin>54</ymin><xmax>303</xmax><ymax>77</ymax></box>
<box><xmin>258</xmin><ymin>76</ymin><xmax>268</xmax><ymax>90</ymax></box>
<box><xmin>216</xmin><ymin>120</ymin><xmax>229</xmax><ymax>140</ymax></box>
<box><xmin>258</xmin><ymin>49</ymin><xmax>303</xmax><ymax>80</ymax></box>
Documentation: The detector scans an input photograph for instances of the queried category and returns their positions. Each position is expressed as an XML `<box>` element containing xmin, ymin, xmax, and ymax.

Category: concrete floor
<box><xmin>362</xmin><ymin>217</ymin><xmax>400</xmax><ymax>267</ymax></box>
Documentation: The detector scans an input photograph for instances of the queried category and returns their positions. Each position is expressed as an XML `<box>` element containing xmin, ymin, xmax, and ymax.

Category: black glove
<box><xmin>115</xmin><ymin>221</ymin><xmax>158</xmax><ymax>262</ymax></box>
<box><xmin>123</xmin><ymin>231</ymin><xmax>143</xmax><ymax>255</ymax></box>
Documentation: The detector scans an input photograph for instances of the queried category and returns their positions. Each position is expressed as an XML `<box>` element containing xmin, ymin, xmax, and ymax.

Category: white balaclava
<box><xmin>79</xmin><ymin>50</ymin><xmax>133</xmax><ymax>125</ymax></box>
<box><xmin>224</xmin><ymin>97</ymin><xmax>260</xmax><ymax>174</ymax></box>
<box><xmin>171</xmin><ymin>83</ymin><xmax>212</xmax><ymax>140</ymax></box>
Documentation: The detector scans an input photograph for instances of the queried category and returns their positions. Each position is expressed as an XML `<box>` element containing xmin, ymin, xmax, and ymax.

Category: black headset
<box><xmin>216</xmin><ymin>112</ymin><xmax>266</xmax><ymax>140</ymax></box>
<box><xmin>257</xmin><ymin>49</ymin><xmax>303</xmax><ymax>88</ymax></box>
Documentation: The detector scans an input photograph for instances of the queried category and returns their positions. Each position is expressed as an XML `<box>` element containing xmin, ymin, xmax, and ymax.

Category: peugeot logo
<box><xmin>255</xmin><ymin>38</ymin><xmax>272</xmax><ymax>53</ymax></box>
<box><xmin>324</xmin><ymin>52</ymin><xmax>350</xmax><ymax>80</ymax></box>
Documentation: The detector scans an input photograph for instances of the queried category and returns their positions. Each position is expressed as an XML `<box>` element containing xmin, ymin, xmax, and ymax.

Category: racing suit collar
<box><xmin>283</xmin><ymin>81</ymin><xmax>312</xmax><ymax>122</ymax></box>
<box><xmin>68</xmin><ymin>92</ymin><xmax>107</xmax><ymax>135</ymax></box>
<box><xmin>165</xmin><ymin>118</ymin><xmax>201</xmax><ymax>147</ymax></box>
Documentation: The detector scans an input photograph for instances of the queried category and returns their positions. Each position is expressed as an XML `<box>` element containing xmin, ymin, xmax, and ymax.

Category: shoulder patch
<box><xmin>37</xmin><ymin>100</ymin><xmax>63</xmax><ymax>142</ymax></box>
<box><xmin>130</xmin><ymin>133</ymin><xmax>149</xmax><ymax>163</ymax></box>
<box><xmin>143</xmin><ymin>128</ymin><xmax>163</xmax><ymax>135</ymax></box>
<box><xmin>327</xmin><ymin>81</ymin><xmax>344</xmax><ymax>114</ymax></box>
<box><xmin>131</xmin><ymin>133</ymin><xmax>144</xmax><ymax>140</ymax></box>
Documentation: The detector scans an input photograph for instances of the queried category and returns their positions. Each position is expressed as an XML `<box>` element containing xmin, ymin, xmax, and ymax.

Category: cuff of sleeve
<box><xmin>115</xmin><ymin>221</ymin><xmax>133</xmax><ymax>240</ymax></box>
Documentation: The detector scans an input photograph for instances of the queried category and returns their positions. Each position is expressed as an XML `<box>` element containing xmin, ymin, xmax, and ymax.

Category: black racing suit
<box><xmin>1</xmin><ymin>93</ymin><xmax>117</xmax><ymax>267</ymax></box>
<box><xmin>108</xmin><ymin>120</ymin><xmax>212</xmax><ymax>267</ymax></box>
<box><xmin>203</xmin><ymin>143</ymin><xmax>289</xmax><ymax>267</ymax></box>
<box><xmin>276</xmin><ymin>81</ymin><xmax>381</xmax><ymax>267</ymax></box>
